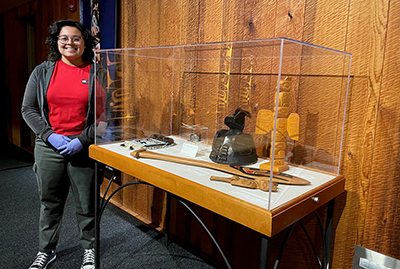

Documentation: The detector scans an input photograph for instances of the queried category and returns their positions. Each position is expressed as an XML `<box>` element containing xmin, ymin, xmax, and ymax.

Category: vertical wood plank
<box><xmin>303</xmin><ymin>0</ymin><xmax>348</xmax><ymax>51</ymax></box>
<box><xmin>159</xmin><ymin>0</ymin><xmax>182</xmax><ymax>45</ymax></box>
<box><xmin>243</xmin><ymin>0</ymin><xmax>277</xmax><ymax>40</ymax></box>
<box><xmin>221</xmin><ymin>0</ymin><xmax>245</xmax><ymax>42</ymax></box>
<box><xmin>198</xmin><ymin>0</ymin><xmax>224</xmax><ymax>43</ymax></box>
<box><xmin>116</xmin><ymin>0</ymin><xmax>184</xmax><ymax>228</ymax></box>
<box><xmin>181</xmin><ymin>0</ymin><xmax>200</xmax><ymax>44</ymax></box>
<box><xmin>119</xmin><ymin>0</ymin><xmax>136</xmax><ymax>47</ymax></box>
<box><xmin>275</xmin><ymin>0</ymin><xmax>305</xmax><ymax>40</ymax></box>
<box><xmin>333</xmin><ymin>0</ymin><xmax>391</xmax><ymax>267</ymax></box>
<box><xmin>362</xmin><ymin>0</ymin><xmax>400</xmax><ymax>257</ymax></box>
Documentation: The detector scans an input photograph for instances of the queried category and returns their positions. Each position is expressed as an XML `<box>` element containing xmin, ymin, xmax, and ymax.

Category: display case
<box><xmin>92</xmin><ymin>38</ymin><xmax>351</xmax><ymax>228</ymax></box>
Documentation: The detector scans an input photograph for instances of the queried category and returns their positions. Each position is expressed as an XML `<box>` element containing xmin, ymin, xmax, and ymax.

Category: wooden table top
<box><xmin>89</xmin><ymin>141</ymin><xmax>345</xmax><ymax>237</ymax></box>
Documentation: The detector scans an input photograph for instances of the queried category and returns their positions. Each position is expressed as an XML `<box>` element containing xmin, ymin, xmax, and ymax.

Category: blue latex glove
<box><xmin>47</xmin><ymin>133</ymin><xmax>71</xmax><ymax>150</ymax></box>
<box><xmin>60</xmin><ymin>138</ymin><xmax>83</xmax><ymax>156</ymax></box>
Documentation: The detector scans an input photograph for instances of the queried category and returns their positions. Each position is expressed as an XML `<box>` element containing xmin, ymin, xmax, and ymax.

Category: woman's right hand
<box><xmin>47</xmin><ymin>133</ymin><xmax>71</xmax><ymax>150</ymax></box>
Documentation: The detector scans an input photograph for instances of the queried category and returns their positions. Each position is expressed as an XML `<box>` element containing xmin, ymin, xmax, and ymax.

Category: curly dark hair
<box><xmin>45</xmin><ymin>19</ymin><xmax>97</xmax><ymax>62</ymax></box>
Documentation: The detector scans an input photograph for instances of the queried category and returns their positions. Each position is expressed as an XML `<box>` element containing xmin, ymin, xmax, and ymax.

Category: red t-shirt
<box><xmin>47</xmin><ymin>60</ymin><xmax>91</xmax><ymax>135</ymax></box>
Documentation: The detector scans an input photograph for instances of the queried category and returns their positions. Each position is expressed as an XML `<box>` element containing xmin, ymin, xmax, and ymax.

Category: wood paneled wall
<box><xmin>110</xmin><ymin>0</ymin><xmax>400</xmax><ymax>268</ymax></box>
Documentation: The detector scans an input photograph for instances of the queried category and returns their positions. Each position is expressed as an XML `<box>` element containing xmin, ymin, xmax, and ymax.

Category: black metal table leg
<box><xmin>322</xmin><ymin>199</ymin><xmax>335</xmax><ymax>269</ymax></box>
<box><xmin>260</xmin><ymin>235</ymin><xmax>271</xmax><ymax>269</ymax></box>
<box><xmin>94</xmin><ymin>162</ymin><xmax>104</xmax><ymax>269</ymax></box>
<box><xmin>261</xmin><ymin>199</ymin><xmax>336</xmax><ymax>269</ymax></box>
<box><xmin>164</xmin><ymin>192</ymin><xmax>172</xmax><ymax>246</ymax></box>
<box><xmin>175</xmin><ymin>197</ymin><xmax>232</xmax><ymax>269</ymax></box>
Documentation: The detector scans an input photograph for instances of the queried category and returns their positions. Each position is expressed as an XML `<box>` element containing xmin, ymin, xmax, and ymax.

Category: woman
<box><xmin>22</xmin><ymin>19</ymin><xmax>106</xmax><ymax>269</ymax></box>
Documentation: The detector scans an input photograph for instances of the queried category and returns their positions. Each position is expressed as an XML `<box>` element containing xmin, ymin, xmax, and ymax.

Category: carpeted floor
<box><xmin>0</xmin><ymin>141</ymin><xmax>217</xmax><ymax>269</ymax></box>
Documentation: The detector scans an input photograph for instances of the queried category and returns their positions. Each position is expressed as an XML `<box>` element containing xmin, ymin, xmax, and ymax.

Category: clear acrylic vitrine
<box><xmin>94</xmin><ymin>38</ymin><xmax>352</xmax><ymax>211</ymax></box>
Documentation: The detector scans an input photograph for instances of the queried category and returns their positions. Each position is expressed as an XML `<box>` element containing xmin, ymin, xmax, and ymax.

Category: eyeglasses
<box><xmin>57</xmin><ymin>35</ymin><xmax>83</xmax><ymax>45</ymax></box>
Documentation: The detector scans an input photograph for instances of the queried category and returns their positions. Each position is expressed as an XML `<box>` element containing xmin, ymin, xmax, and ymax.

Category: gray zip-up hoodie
<box><xmin>21</xmin><ymin>61</ymin><xmax>104</xmax><ymax>146</ymax></box>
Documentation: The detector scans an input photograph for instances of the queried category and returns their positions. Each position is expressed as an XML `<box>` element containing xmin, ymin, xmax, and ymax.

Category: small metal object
<box><xmin>311</xmin><ymin>197</ymin><xmax>319</xmax><ymax>203</ymax></box>
<box><xmin>190</xmin><ymin>133</ymin><xmax>200</xmax><ymax>142</ymax></box>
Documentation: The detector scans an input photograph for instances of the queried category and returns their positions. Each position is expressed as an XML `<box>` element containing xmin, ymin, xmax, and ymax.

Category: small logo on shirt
<box><xmin>82</xmin><ymin>79</ymin><xmax>89</xmax><ymax>84</ymax></box>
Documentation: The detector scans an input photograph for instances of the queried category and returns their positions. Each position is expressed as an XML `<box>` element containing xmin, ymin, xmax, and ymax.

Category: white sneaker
<box><xmin>81</xmin><ymin>248</ymin><xmax>95</xmax><ymax>269</ymax></box>
<box><xmin>28</xmin><ymin>251</ymin><xmax>56</xmax><ymax>269</ymax></box>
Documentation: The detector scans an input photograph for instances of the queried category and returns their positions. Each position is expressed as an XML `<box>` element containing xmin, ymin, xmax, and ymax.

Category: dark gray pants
<box><xmin>33</xmin><ymin>139</ymin><xmax>95</xmax><ymax>253</ymax></box>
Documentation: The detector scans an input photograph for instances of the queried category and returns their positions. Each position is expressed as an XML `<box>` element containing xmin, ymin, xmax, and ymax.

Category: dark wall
<box><xmin>1</xmin><ymin>0</ymin><xmax>79</xmax><ymax>147</ymax></box>
<box><xmin>0</xmin><ymin>14</ymin><xmax>9</xmax><ymax>143</ymax></box>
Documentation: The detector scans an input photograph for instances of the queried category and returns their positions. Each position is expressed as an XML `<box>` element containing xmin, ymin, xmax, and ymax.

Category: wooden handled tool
<box><xmin>131</xmin><ymin>149</ymin><xmax>310</xmax><ymax>185</ymax></box>
<box><xmin>210</xmin><ymin>176</ymin><xmax>278</xmax><ymax>192</ymax></box>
